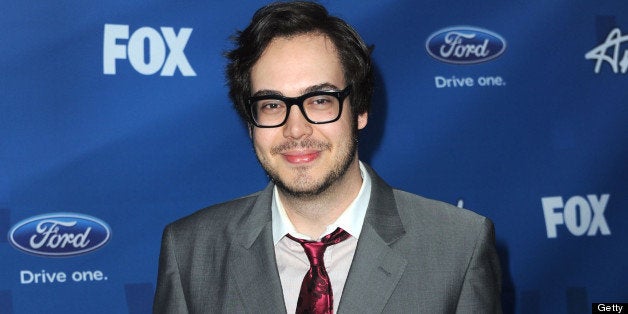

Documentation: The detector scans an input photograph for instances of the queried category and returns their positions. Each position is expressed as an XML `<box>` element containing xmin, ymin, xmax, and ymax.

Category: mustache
<box><xmin>270</xmin><ymin>139</ymin><xmax>331</xmax><ymax>155</ymax></box>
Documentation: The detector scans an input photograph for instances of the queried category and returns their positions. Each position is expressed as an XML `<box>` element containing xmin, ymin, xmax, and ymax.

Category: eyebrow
<box><xmin>251</xmin><ymin>82</ymin><xmax>341</xmax><ymax>98</ymax></box>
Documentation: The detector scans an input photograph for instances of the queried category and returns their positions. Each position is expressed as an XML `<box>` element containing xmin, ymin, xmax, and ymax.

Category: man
<box><xmin>154</xmin><ymin>1</ymin><xmax>502</xmax><ymax>313</ymax></box>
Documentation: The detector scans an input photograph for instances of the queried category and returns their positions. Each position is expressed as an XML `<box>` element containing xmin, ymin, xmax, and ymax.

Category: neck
<box><xmin>280</xmin><ymin>159</ymin><xmax>363</xmax><ymax>239</ymax></box>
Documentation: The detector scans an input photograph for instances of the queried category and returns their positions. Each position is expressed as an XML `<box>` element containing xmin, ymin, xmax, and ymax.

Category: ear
<box><xmin>357</xmin><ymin>111</ymin><xmax>368</xmax><ymax>130</ymax></box>
<box><xmin>248</xmin><ymin>124</ymin><xmax>254</xmax><ymax>138</ymax></box>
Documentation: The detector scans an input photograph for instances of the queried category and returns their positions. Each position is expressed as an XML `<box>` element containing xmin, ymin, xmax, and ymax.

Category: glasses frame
<box><xmin>247</xmin><ymin>85</ymin><xmax>352</xmax><ymax>128</ymax></box>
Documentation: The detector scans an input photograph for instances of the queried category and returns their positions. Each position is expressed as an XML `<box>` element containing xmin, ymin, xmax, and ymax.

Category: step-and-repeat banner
<box><xmin>1</xmin><ymin>1</ymin><xmax>626</xmax><ymax>313</ymax></box>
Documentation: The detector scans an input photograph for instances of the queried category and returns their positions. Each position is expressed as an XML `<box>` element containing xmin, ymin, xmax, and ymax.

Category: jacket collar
<box><xmin>232</xmin><ymin>163</ymin><xmax>407</xmax><ymax>313</ymax></box>
<box><xmin>240</xmin><ymin>163</ymin><xmax>407</xmax><ymax>247</ymax></box>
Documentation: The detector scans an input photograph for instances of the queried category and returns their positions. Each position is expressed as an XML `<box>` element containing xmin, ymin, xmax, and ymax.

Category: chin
<box><xmin>273</xmin><ymin>174</ymin><xmax>326</xmax><ymax>197</ymax></box>
<box><xmin>273</xmin><ymin>166</ymin><xmax>345</xmax><ymax>198</ymax></box>
<box><xmin>275</xmin><ymin>181</ymin><xmax>331</xmax><ymax>198</ymax></box>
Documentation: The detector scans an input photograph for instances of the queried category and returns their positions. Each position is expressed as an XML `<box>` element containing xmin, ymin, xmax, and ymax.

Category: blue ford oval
<box><xmin>8</xmin><ymin>213</ymin><xmax>111</xmax><ymax>257</ymax></box>
<box><xmin>426</xmin><ymin>26</ymin><xmax>506</xmax><ymax>64</ymax></box>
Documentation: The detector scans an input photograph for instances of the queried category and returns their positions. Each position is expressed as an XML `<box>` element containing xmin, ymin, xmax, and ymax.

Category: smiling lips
<box><xmin>282</xmin><ymin>150</ymin><xmax>320</xmax><ymax>164</ymax></box>
<box><xmin>271</xmin><ymin>139</ymin><xmax>330</xmax><ymax>164</ymax></box>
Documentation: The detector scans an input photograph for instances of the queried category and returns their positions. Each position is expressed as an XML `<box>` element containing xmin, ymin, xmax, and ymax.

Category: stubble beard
<box><xmin>254</xmin><ymin>123</ymin><xmax>359</xmax><ymax>199</ymax></box>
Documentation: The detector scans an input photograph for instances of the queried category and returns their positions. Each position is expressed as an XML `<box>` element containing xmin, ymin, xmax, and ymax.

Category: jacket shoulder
<box><xmin>164</xmin><ymin>191</ymin><xmax>262</xmax><ymax>238</ymax></box>
<box><xmin>393</xmin><ymin>189</ymin><xmax>488</xmax><ymax>227</ymax></box>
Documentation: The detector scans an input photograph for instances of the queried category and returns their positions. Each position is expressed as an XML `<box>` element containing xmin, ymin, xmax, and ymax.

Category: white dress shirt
<box><xmin>272</xmin><ymin>162</ymin><xmax>372</xmax><ymax>313</ymax></box>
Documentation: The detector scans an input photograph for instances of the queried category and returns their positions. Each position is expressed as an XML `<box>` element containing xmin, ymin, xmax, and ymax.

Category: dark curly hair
<box><xmin>225</xmin><ymin>1</ymin><xmax>373</xmax><ymax>125</ymax></box>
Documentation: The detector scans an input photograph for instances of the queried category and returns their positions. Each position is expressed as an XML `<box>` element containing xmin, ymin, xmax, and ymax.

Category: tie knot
<box><xmin>287</xmin><ymin>228</ymin><xmax>350</xmax><ymax>266</ymax></box>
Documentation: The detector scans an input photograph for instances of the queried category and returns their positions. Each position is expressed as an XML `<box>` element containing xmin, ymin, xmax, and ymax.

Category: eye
<box><xmin>257</xmin><ymin>100</ymin><xmax>286</xmax><ymax>113</ymax></box>
<box><xmin>306</xmin><ymin>95</ymin><xmax>335</xmax><ymax>109</ymax></box>
<box><xmin>314</xmin><ymin>98</ymin><xmax>331</xmax><ymax>104</ymax></box>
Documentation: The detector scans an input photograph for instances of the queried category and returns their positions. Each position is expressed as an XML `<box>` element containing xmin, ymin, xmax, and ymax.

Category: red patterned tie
<box><xmin>286</xmin><ymin>228</ymin><xmax>350</xmax><ymax>314</ymax></box>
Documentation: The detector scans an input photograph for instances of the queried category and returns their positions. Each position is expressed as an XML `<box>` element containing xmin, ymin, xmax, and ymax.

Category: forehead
<box><xmin>250</xmin><ymin>33</ymin><xmax>345</xmax><ymax>96</ymax></box>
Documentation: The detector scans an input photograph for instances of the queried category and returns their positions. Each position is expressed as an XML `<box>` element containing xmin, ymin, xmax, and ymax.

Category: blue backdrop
<box><xmin>1</xmin><ymin>1</ymin><xmax>626</xmax><ymax>313</ymax></box>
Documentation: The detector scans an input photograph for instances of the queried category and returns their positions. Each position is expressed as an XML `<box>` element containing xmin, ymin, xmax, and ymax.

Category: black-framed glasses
<box><xmin>247</xmin><ymin>85</ymin><xmax>352</xmax><ymax>128</ymax></box>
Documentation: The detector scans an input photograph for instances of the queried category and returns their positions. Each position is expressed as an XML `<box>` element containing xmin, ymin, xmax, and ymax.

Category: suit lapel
<box><xmin>227</xmin><ymin>166</ymin><xmax>406</xmax><ymax>313</ymax></box>
<box><xmin>229</xmin><ymin>184</ymin><xmax>287</xmax><ymax>314</ymax></box>
<box><xmin>338</xmin><ymin>166</ymin><xmax>408</xmax><ymax>313</ymax></box>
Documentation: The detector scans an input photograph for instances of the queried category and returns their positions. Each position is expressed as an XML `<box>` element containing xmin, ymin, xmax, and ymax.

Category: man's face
<box><xmin>249</xmin><ymin>33</ymin><xmax>368</xmax><ymax>197</ymax></box>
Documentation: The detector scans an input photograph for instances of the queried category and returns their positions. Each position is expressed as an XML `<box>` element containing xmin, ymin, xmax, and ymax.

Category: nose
<box><xmin>282</xmin><ymin>104</ymin><xmax>313</xmax><ymax>140</ymax></box>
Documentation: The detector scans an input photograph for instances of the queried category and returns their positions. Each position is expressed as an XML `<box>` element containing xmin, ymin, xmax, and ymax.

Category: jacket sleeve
<box><xmin>455</xmin><ymin>218</ymin><xmax>503</xmax><ymax>314</ymax></box>
<box><xmin>153</xmin><ymin>225</ymin><xmax>189</xmax><ymax>314</ymax></box>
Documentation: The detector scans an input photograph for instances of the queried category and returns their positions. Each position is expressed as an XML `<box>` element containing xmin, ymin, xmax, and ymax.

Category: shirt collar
<box><xmin>271</xmin><ymin>161</ymin><xmax>372</xmax><ymax>244</ymax></box>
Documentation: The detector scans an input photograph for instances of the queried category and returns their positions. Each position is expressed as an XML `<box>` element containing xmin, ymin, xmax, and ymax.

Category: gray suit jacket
<box><xmin>154</xmin><ymin>165</ymin><xmax>502</xmax><ymax>313</ymax></box>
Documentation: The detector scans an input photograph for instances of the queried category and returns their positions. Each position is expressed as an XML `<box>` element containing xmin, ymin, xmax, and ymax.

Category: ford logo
<box><xmin>8</xmin><ymin>213</ymin><xmax>111</xmax><ymax>257</ymax></box>
<box><xmin>426</xmin><ymin>26</ymin><xmax>506</xmax><ymax>64</ymax></box>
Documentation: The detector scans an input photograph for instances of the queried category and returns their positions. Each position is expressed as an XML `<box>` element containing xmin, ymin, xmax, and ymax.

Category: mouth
<box><xmin>281</xmin><ymin>150</ymin><xmax>320</xmax><ymax>164</ymax></box>
<box><xmin>271</xmin><ymin>139</ymin><xmax>330</xmax><ymax>165</ymax></box>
